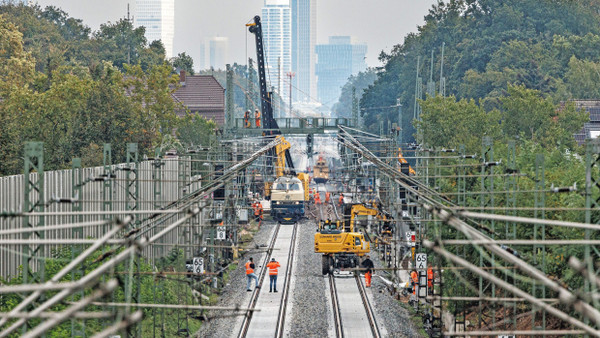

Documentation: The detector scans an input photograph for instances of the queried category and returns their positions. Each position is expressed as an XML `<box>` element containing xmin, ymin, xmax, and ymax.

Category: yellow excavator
<box><xmin>315</xmin><ymin>203</ymin><xmax>384</xmax><ymax>275</ymax></box>
<box><xmin>398</xmin><ymin>147</ymin><xmax>416</xmax><ymax>175</ymax></box>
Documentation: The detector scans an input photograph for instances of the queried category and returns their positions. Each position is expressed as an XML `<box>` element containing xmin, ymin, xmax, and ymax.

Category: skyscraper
<box><xmin>199</xmin><ymin>37</ymin><xmax>229</xmax><ymax>70</ymax></box>
<box><xmin>135</xmin><ymin>0</ymin><xmax>175</xmax><ymax>58</ymax></box>
<box><xmin>262</xmin><ymin>0</ymin><xmax>291</xmax><ymax>98</ymax></box>
<box><xmin>316</xmin><ymin>36</ymin><xmax>367</xmax><ymax>108</ymax></box>
<box><xmin>291</xmin><ymin>0</ymin><xmax>316</xmax><ymax>103</ymax></box>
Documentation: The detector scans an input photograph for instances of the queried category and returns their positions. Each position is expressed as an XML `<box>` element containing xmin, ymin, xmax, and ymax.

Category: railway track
<box><xmin>328</xmin><ymin>274</ymin><xmax>381</xmax><ymax>338</ymax></box>
<box><xmin>237</xmin><ymin>221</ymin><xmax>298</xmax><ymax>338</ymax></box>
<box><xmin>316</xmin><ymin>184</ymin><xmax>381</xmax><ymax>337</ymax></box>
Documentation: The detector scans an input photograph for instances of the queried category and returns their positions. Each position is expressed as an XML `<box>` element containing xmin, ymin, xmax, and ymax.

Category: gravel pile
<box><xmin>194</xmin><ymin>221</ymin><xmax>276</xmax><ymax>338</ymax></box>
<box><xmin>369</xmin><ymin>255</ymin><xmax>425</xmax><ymax>338</ymax></box>
<box><xmin>287</xmin><ymin>220</ymin><xmax>330</xmax><ymax>337</ymax></box>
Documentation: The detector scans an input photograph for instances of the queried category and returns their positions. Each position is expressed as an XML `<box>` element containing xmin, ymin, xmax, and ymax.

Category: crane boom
<box><xmin>247</xmin><ymin>15</ymin><xmax>296</xmax><ymax>175</ymax></box>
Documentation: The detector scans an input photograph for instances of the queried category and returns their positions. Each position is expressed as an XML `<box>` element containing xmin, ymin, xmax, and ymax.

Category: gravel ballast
<box><xmin>194</xmin><ymin>221</ymin><xmax>276</xmax><ymax>338</ymax></box>
<box><xmin>367</xmin><ymin>254</ymin><xmax>425</xmax><ymax>338</ymax></box>
<box><xmin>287</xmin><ymin>220</ymin><xmax>330</xmax><ymax>337</ymax></box>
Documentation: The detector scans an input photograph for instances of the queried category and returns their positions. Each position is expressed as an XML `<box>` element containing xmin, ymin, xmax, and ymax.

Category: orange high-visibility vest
<box><xmin>255</xmin><ymin>111</ymin><xmax>261</xmax><ymax>127</ymax></box>
<box><xmin>339</xmin><ymin>194</ymin><xmax>343</xmax><ymax>204</ymax></box>
<box><xmin>427</xmin><ymin>268</ymin><xmax>433</xmax><ymax>281</ymax></box>
<box><xmin>314</xmin><ymin>194</ymin><xmax>321</xmax><ymax>203</ymax></box>
<box><xmin>254</xmin><ymin>203</ymin><xmax>260</xmax><ymax>216</ymax></box>
<box><xmin>267</xmin><ymin>261</ymin><xmax>280</xmax><ymax>275</ymax></box>
<box><xmin>411</xmin><ymin>271</ymin><xmax>418</xmax><ymax>283</ymax></box>
<box><xmin>325</xmin><ymin>192</ymin><xmax>331</xmax><ymax>202</ymax></box>
<box><xmin>245</xmin><ymin>261</ymin><xmax>254</xmax><ymax>275</ymax></box>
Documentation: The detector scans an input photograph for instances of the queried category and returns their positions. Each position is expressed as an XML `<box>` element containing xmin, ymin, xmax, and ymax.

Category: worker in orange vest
<box><xmin>266</xmin><ymin>257</ymin><xmax>281</xmax><ymax>292</ymax></box>
<box><xmin>253</xmin><ymin>202</ymin><xmax>263</xmax><ymax>227</ymax></box>
<box><xmin>244</xmin><ymin>110</ymin><xmax>251</xmax><ymax>128</ymax></box>
<box><xmin>325</xmin><ymin>191</ymin><xmax>331</xmax><ymax>203</ymax></box>
<box><xmin>361</xmin><ymin>255</ymin><xmax>374</xmax><ymax>287</ymax></box>
<box><xmin>427</xmin><ymin>267</ymin><xmax>434</xmax><ymax>295</ymax></box>
<box><xmin>245</xmin><ymin>257</ymin><xmax>259</xmax><ymax>291</ymax></box>
<box><xmin>314</xmin><ymin>192</ymin><xmax>321</xmax><ymax>205</ymax></box>
<box><xmin>338</xmin><ymin>193</ymin><xmax>344</xmax><ymax>206</ymax></box>
<box><xmin>255</xmin><ymin>109</ymin><xmax>261</xmax><ymax>128</ymax></box>
<box><xmin>410</xmin><ymin>270</ymin><xmax>419</xmax><ymax>295</ymax></box>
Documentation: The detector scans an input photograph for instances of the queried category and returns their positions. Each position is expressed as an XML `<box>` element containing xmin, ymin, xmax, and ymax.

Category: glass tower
<box><xmin>291</xmin><ymin>0</ymin><xmax>316</xmax><ymax>103</ymax></box>
<box><xmin>262</xmin><ymin>0</ymin><xmax>292</xmax><ymax>100</ymax></box>
<box><xmin>316</xmin><ymin>36</ymin><xmax>367</xmax><ymax>108</ymax></box>
<box><xmin>135</xmin><ymin>0</ymin><xmax>175</xmax><ymax>58</ymax></box>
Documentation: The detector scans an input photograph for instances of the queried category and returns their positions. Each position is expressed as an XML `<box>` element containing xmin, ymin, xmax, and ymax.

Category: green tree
<box><xmin>500</xmin><ymin>84</ymin><xmax>587</xmax><ymax>148</ymax></box>
<box><xmin>171</xmin><ymin>52</ymin><xmax>194</xmax><ymax>75</ymax></box>
<box><xmin>415</xmin><ymin>95</ymin><xmax>501</xmax><ymax>153</ymax></box>
<box><xmin>565</xmin><ymin>56</ymin><xmax>600</xmax><ymax>99</ymax></box>
<box><xmin>332</xmin><ymin>69</ymin><xmax>377</xmax><ymax>118</ymax></box>
<box><xmin>177</xmin><ymin>113</ymin><xmax>217</xmax><ymax>147</ymax></box>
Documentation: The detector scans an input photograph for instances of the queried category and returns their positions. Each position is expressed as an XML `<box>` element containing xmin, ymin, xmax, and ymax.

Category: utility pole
<box><xmin>287</xmin><ymin>72</ymin><xmax>295</xmax><ymax>117</ymax></box>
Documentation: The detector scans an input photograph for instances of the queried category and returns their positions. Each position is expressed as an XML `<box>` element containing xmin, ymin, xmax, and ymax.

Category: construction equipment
<box><xmin>398</xmin><ymin>147</ymin><xmax>416</xmax><ymax>175</ymax></box>
<box><xmin>315</xmin><ymin>202</ymin><xmax>388</xmax><ymax>275</ymax></box>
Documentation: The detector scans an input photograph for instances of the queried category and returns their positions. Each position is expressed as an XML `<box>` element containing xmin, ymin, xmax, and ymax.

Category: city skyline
<box><xmin>262</xmin><ymin>0</ymin><xmax>292</xmax><ymax>99</ymax></box>
<box><xmin>34</xmin><ymin>1</ymin><xmax>439</xmax><ymax>69</ymax></box>
<box><xmin>291</xmin><ymin>0</ymin><xmax>316</xmax><ymax>103</ymax></box>
<box><xmin>316</xmin><ymin>36</ymin><xmax>367</xmax><ymax>107</ymax></box>
<box><xmin>134</xmin><ymin>0</ymin><xmax>174</xmax><ymax>58</ymax></box>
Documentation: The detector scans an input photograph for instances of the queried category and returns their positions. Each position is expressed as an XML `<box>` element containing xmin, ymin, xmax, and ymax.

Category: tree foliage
<box><xmin>0</xmin><ymin>5</ymin><xmax>215</xmax><ymax>175</ymax></box>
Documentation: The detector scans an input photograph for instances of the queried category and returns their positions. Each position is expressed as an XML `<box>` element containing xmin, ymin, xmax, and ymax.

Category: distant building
<box><xmin>316</xmin><ymin>36</ymin><xmax>367</xmax><ymax>107</ymax></box>
<box><xmin>1</xmin><ymin>0</ymin><xmax>29</xmax><ymax>4</ymax></box>
<box><xmin>262</xmin><ymin>0</ymin><xmax>292</xmax><ymax>98</ymax></box>
<box><xmin>572</xmin><ymin>100</ymin><xmax>600</xmax><ymax>144</ymax></box>
<box><xmin>199</xmin><ymin>37</ymin><xmax>229</xmax><ymax>71</ymax></box>
<box><xmin>135</xmin><ymin>0</ymin><xmax>175</xmax><ymax>58</ymax></box>
<box><xmin>291</xmin><ymin>0</ymin><xmax>316</xmax><ymax>103</ymax></box>
<box><xmin>172</xmin><ymin>71</ymin><xmax>225</xmax><ymax>125</ymax></box>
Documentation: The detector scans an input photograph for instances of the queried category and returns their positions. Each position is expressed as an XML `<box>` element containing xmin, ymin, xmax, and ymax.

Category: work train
<box><xmin>270</xmin><ymin>176</ymin><xmax>305</xmax><ymax>224</ymax></box>
<box><xmin>313</xmin><ymin>156</ymin><xmax>329</xmax><ymax>184</ymax></box>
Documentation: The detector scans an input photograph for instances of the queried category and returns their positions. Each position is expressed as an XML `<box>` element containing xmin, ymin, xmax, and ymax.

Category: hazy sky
<box><xmin>34</xmin><ymin>0</ymin><xmax>438</xmax><ymax>68</ymax></box>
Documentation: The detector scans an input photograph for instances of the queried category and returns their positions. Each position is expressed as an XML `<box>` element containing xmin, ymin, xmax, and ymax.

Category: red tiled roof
<box><xmin>172</xmin><ymin>74</ymin><xmax>225</xmax><ymax>124</ymax></box>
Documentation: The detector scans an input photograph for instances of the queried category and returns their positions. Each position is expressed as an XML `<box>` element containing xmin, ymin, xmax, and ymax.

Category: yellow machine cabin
<box><xmin>314</xmin><ymin>232</ymin><xmax>370</xmax><ymax>255</ymax></box>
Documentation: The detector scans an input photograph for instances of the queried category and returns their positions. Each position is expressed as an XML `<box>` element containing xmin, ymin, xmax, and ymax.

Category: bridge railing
<box><xmin>232</xmin><ymin>117</ymin><xmax>352</xmax><ymax>131</ymax></box>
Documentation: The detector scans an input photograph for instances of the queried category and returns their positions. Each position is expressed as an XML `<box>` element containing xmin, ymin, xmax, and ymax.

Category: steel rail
<box><xmin>85</xmin><ymin>302</ymin><xmax>261</xmax><ymax>312</ymax></box>
<box><xmin>275</xmin><ymin>222</ymin><xmax>298</xmax><ymax>337</ymax></box>
<box><xmin>424</xmin><ymin>240</ymin><xmax>600</xmax><ymax>337</ymax></box>
<box><xmin>0</xmin><ymin>217</ymin><xmax>129</xmax><ymax>329</ymax></box>
<box><xmin>1</xmin><ymin>208</ymin><xmax>198</xmax><ymax>337</ymax></box>
<box><xmin>237</xmin><ymin>222</ymin><xmax>282</xmax><ymax>338</ymax></box>
<box><xmin>89</xmin><ymin>310</ymin><xmax>142</xmax><ymax>338</ymax></box>
<box><xmin>442</xmin><ymin>330</ymin><xmax>586</xmax><ymax>336</ymax></box>
<box><xmin>355</xmin><ymin>275</ymin><xmax>381</xmax><ymax>338</ymax></box>
<box><xmin>338</xmin><ymin>126</ymin><xmax>600</xmax><ymax>327</ymax></box>
<box><xmin>22</xmin><ymin>280</ymin><xmax>118</xmax><ymax>338</ymax></box>
<box><xmin>328</xmin><ymin>275</ymin><xmax>344</xmax><ymax>338</ymax></box>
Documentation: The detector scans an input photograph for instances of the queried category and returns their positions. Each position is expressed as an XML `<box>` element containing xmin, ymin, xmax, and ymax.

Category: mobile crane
<box><xmin>247</xmin><ymin>16</ymin><xmax>309</xmax><ymax>224</ymax></box>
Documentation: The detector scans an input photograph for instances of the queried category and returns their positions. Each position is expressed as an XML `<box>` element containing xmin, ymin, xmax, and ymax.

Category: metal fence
<box><xmin>0</xmin><ymin>157</ymin><xmax>201</xmax><ymax>279</ymax></box>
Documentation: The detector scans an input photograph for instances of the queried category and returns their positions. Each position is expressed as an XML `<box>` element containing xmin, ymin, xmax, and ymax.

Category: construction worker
<box><xmin>325</xmin><ymin>191</ymin><xmax>331</xmax><ymax>204</ymax></box>
<box><xmin>361</xmin><ymin>255</ymin><xmax>375</xmax><ymax>287</ymax></box>
<box><xmin>410</xmin><ymin>269</ymin><xmax>419</xmax><ymax>295</ymax></box>
<box><xmin>253</xmin><ymin>201</ymin><xmax>263</xmax><ymax>227</ymax></box>
<box><xmin>427</xmin><ymin>266</ymin><xmax>434</xmax><ymax>295</ymax></box>
<box><xmin>244</xmin><ymin>110</ymin><xmax>251</xmax><ymax>128</ymax></box>
<box><xmin>314</xmin><ymin>192</ymin><xmax>321</xmax><ymax>205</ymax></box>
<box><xmin>266</xmin><ymin>257</ymin><xmax>281</xmax><ymax>292</ymax></box>
<box><xmin>255</xmin><ymin>109</ymin><xmax>261</xmax><ymax>128</ymax></box>
<box><xmin>245</xmin><ymin>257</ymin><xmax>259</xmax><ymax>291</ymax></box>
<box><xmin>338</xmin><ymin>193</ymin><xmax>344</xmax><ymax>206</ymax></box>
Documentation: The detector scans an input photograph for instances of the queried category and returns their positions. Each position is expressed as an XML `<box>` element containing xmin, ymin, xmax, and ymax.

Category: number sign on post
<box><xmin>217</xmin><ymin>226</ymin><xmax>226</xmax><ymax>240</ymax></box>
<box><xmin>415</xmin><ymin>253</ymin><xmax>427</xmax><ymax>270</ymax></box>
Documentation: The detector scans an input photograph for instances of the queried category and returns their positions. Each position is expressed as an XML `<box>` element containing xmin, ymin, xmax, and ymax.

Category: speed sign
<box><xmin>415</xmin><ymin>253</ymin><xmax>427</xmax><ymax>270</ymax></box>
